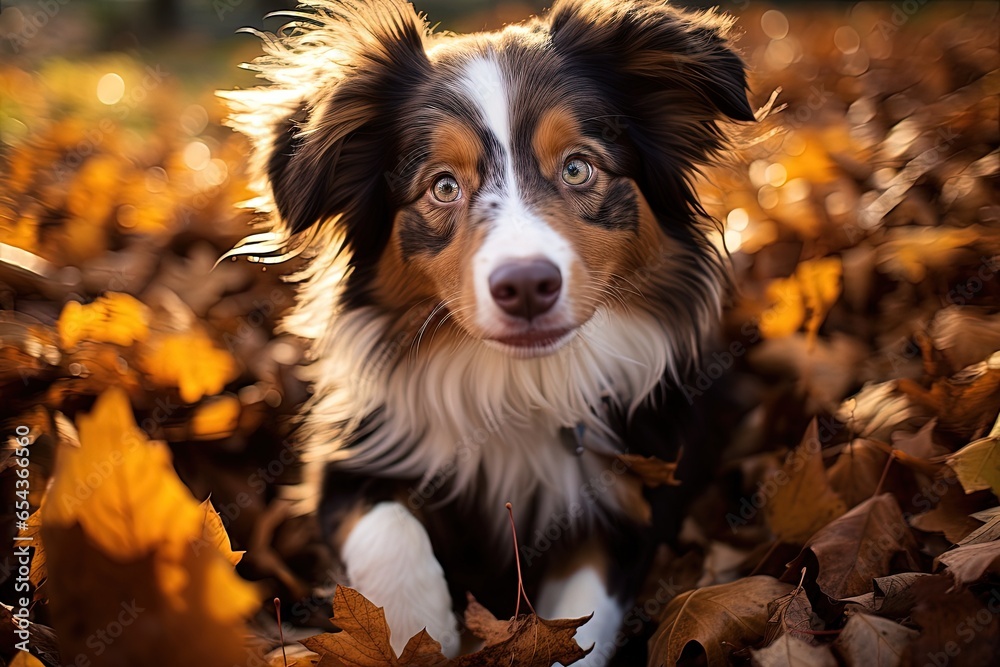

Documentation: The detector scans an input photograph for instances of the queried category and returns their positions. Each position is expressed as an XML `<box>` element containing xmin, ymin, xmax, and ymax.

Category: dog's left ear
<box><xmin>549</xmin><ymin>0</ymin><xmax>753</xmax><ymax>219</ymax></box>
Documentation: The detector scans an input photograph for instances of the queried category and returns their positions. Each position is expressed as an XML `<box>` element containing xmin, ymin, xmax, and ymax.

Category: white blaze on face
<box><xmin>459</xmin><ymin>54</ymin><xmax>578</xmax><ymax>330</ymax></box>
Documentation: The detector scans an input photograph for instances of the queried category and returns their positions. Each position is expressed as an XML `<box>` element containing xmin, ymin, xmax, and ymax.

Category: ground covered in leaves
<box><xmin>1</xmin><ymin>2</ymin><xmax>999</xmax><ymax>666</ymax></box>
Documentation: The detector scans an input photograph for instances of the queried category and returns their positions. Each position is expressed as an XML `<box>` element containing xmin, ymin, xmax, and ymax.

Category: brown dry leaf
<box><xmin>765</xmin><ymin>419</ymin><xmax>847</xmax><ymax>544</ymax></box>
<box><xmin>841</xmin><ymin>572</ymin><xmax>930</xmax><ymax>618</ymax></box>
<box><xmin>959</xmin><ymin>507</ymin><xmax>1000</xmax><ymax>545</ymax></box>
<box><xmin>618</xmin><ymin>451</ymin><xmax>681</xmax><ymax>487</ymax></box>
<box><xmin>785</xmin><ymin>494</ymin><xmax>920</xmax><ymax>599</ymax></box>
<box><xmin>301</xmin><ymin>586</ymin><xmax>415</xmax><ymax>667</ymax></box>
<box><xmin>453</xmin><ymin>595</ymin><xmax>590</xmax><ymax>667</ymax></box>
<box><xmin>890</xmin><ymin>419</ymin><xmax>943</xmax><ymax>460</ymax></box>
<box><xmin>899</xmin><ymin>352</ymin><xmax>1000</xmax><ymax>438</ymax></box>
<box><xmin>909</xmin><ymin>482</ymin><xmax>986</xmax><ymax>544</ymax></box>
<box><xmin>828</xmin><ymin>439</ymin><xmax>889</xmax><ymax>509</ymax></box>
<box><xmin>832</xmin><ymin>611</ymin><xmax>917</xmax><ymax>667</ymax></box>
<box><xmin>947</xmin><ymin>410</ymin><xmax>1000</xmax><ymax>498</ymax></box>
<box><xmin>763</xmin><ymin>580</ymin><xmax>815</xmax><ymax>645</ymax></box>
<box><xmin>937</xmin><ymin>540</ymin><xmax>1000</xmax><ymax>585</ymax></box>
<box><xmin>648</xmin><ymin>576</ymin><xmax>794</xmax><ymax>666</ymax></box>
<box><xmin>751</xmin><ymin>634</ymin><xmax>837</xmax><ymax>667</ymax></box>
<box><xmin>40</xmin><ymin>388</ymin><xmax>258</xmax><ymax>665</ymax></box>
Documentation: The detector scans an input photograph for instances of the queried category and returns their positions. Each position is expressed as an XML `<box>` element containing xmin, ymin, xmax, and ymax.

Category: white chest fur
<box><xmin>287</xmin><ymin>285</ymin><xmax>677</xmax><ymax>530</ymax></box>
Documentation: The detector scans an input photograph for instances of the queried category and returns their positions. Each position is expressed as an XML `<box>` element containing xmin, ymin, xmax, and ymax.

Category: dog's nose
<box><xmin>488</xmin><ymin>259</ymin><xmax>562</xmax><ymax>319</ymax></box>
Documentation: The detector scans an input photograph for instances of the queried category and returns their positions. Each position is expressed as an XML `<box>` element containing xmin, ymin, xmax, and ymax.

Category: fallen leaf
<box><xmin>618</xmin><ymin>451</ymin><xmax>682</xmax><ymax>487</ymax></box>
<box><xmin>140</xmin><ymin>329</ymin><xmax>238</xmax><ymax>403</ymax></box>
<box><xmin>758</xmin><ymin>257</ymin><xmax>842</xmax><ymax>342</ymax></box>
<box><xmin>648</xmin><ymin>576</ymin><xmax>794</xmax><ymax>666</ymax></box>
<box><xmin>453</xmin><ymin>595</ymin><xmax>590</xmax><ymax>667</ymax></box>
<box><xmin>57</xmin><ymin>292</ymin><xmax>150</xmax><ymax>349</ymax></box>
<box><xmin>784</xmin><ymin>494</ymin><xmax>920</xmax><ymax>599</ymax></box>
<box><xmin>841</xmin><ymin>572</ymin><xmax>930</xmax><ymax>618</ymax></box>
<box><xmin>833</xmin><ymin>611</ymin><xmax>917</xmax><ymax>667</ymax></box>
<box><xmin>766</xmin><ymin>419</ymin><xmax>847</xmax><ymax>544</ymax></box>
<box><xmin>301</xmin><ymin>586</ymin><xmax>412</xmax><ymax>667</ymax></box>
<box><xmin>828</xmin><ymin>439</ymin><xmax>889</xmax><ymax>509</ymax></box>
<box><xmin>40</xmin><ymin>388</ymin><xmax>258</xmax><ymax>665</ymax></box>
<box><xmin>900</xmin><ymin>352</ymin><xmax>1000</xmax><ymax>438</ymax></box>
<box><xmin>947</xmin><ymin>411</ymin><xmax>1000</xmax><ymax>498</ymax></box>
<box><xmin>937</xmin><ymin>540</ymin><xmax>1000</xmax><ymax>584</ymax></box>
<box><xmin>751</xmin><ymin>634</ymin><xmax>837</xmax><ymax>667</ymax></box>
<box><xmin>959</xmin><ymin>507</ymin><xmax>1000</xmax><ymax>545</ymax></box>
<box><xmin>190</xmin><ymin>394</ymin><xmax>242</xmax><ymax>440</ymax></box>
<box><xmin>764</xmin><ymin>581</ymin><xmax>815</xmax><ymax>645</ymax></box>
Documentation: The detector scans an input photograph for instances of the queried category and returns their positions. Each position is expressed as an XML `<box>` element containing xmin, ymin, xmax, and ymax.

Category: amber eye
<box><xmin>431</xmin><ymin>175</ymin><xmax>461</xmax><ymax>203</ymax></box>
<box><xmin>562</xmin><ymin>157</ymin><xmax>593</xmax><ymax>186</ymax></box>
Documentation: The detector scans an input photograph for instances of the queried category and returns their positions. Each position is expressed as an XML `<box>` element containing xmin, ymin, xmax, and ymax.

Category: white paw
<box><xmin>341</xmin><ymin>502</ymin><xmax>461</xmax><ymax>657</ymax></box>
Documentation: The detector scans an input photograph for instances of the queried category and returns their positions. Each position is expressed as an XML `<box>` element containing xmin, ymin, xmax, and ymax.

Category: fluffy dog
<box><xmin>225</xmin><ymin>1</ymin><xmax>752</xmax><ymax>663</ymax></box>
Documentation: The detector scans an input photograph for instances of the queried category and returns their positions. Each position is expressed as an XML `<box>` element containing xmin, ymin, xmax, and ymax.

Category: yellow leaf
<box><xmin>57</xmin><ymin>292</ymin><xmax>150</xmax><ymax>349</ymax></box>
<box><xmin>199</xmin><ymin>498</ymin><xmax>244</xmax><ymax>567</ymax></box>
<box><xmin>141</xmin><ymin>330</ymin><xmax>237</xmax><ymax>403</ymax></box>
<box><xmin>758</xmin><ymin>275</ymin><xmax>804</xmax><ymax>339</ymax></box>
<box><xmin>190</xmin><ymin>395</ymin><xmax>241</xmax><ymax>440</ymax></box>
<box><xmin>758</xmin><ymin>257</ymin><xmax>842</xmax><ymax>341</ymax></box>
<box><xmin>40</xmin><ymin>389</ymin><xmax>258</xmax><ymax>664</ymax></box>
<box><xmin>42</xmin><ymin>389</ymin><xmax>256</xmax><ymax>610</ymax></box>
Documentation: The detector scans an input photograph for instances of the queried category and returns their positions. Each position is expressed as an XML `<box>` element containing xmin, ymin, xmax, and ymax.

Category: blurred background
<box><xmin>1</xmin><ymin>0</ymin><xmax>998</xmax><ymax>665</ymax></box>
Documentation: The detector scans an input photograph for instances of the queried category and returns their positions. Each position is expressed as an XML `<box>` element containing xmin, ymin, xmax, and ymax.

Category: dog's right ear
<box><xmin>228</xmin><ymin>1</ymin><xmax>430</xmax><ymax>255</ymax></box>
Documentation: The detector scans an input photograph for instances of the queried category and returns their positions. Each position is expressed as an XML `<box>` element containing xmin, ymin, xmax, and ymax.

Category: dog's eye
<box><xmin>562</xmin><ymin>157</ymin><xmax>593</xmax><ymax>186</ymax></box>
<box><xmin>431</xmin><ymin>175</ymin><xmax>461</xmax><ymax>203</ymax></box>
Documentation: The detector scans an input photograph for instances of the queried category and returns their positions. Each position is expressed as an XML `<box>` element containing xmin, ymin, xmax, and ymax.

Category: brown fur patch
<box><xmin>532</xmin><ymin>107</ymin><xmax>583</xmax><ymax>176</ymax></box>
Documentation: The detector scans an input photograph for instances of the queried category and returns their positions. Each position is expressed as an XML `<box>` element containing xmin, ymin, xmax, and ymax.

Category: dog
<box><xmin>225</xmin><ymin>1</ymin><xmax>752</xmax><ymax>663</ymax></box>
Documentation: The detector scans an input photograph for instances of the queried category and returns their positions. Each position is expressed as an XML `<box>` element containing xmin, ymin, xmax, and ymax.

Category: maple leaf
<box><xmin>840</xmin><ymin>572</ymin><xmax>930</xmax><ymax>619</ymax></box>
<box><xmin>301</xmin><ymin>586</ymin><xmax>448</xmax><ymax>667</ymax></box>
<box><xmin>648</xmin><ymin>576</ymin><xmax>794</xmax><ymax>665</ymax></box>
<box><xmin>784</xmin><ymin>494</ymin><xmax>920</xmax><ymax>599</ymax></box>
<box><xmin>39</xmin><ymin>388</ymin><xmax>259</xmax><ymax>665</ymax></box>
<box><xmin>300</xmin><ymin>587</ymin><xmax>590</xmax><ymax>667</ymax></box>
<box><xmin>765</xmin><ymin>419</ymin><xmax>847</xmax><ymax>544</ymax></box>
<box><xmin>452</xmin><ymin>595</ymin><xmax>590</xmax><ymax>667</ymax></box>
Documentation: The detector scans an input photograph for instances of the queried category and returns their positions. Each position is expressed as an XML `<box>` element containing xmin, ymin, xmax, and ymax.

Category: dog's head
<box><xmin>232</xmin><ymin>0</ymin><xmax>752</xmax><ymax>359</ymax></box>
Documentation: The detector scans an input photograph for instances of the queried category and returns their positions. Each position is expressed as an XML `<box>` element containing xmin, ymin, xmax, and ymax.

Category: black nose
<box><xmin>488</xmin><ymin>259</ymin><xmax>562</xmax><ymax>319</ymax></box>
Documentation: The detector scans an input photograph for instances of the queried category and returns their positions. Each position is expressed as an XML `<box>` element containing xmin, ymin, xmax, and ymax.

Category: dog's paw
<box><xmin>340</xmin><ymin>502</ymin><xmax>460</xmax><ymax>657</ymax></box>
